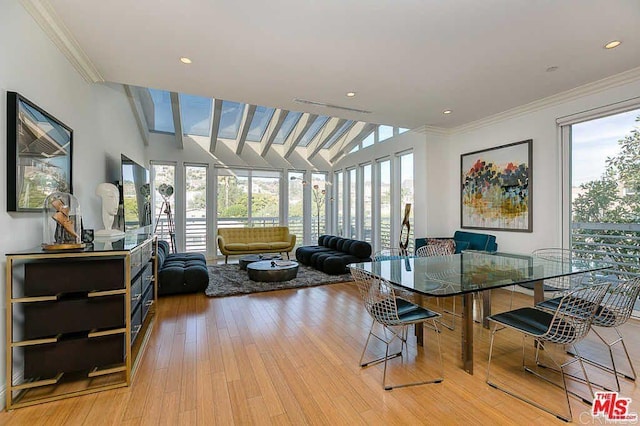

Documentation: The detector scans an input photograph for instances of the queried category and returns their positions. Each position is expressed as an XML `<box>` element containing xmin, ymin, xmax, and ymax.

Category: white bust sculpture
<box><xmin>95</xmin><ymin>183</ymin><xmax>125</xmax><ymax>237</ymax></box>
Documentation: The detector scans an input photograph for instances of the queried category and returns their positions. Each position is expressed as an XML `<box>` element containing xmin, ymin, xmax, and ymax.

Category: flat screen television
<box><xmin>120</xmin><ymin>155</ymin><xmax>151</xmax><ymax>232</ymax></box>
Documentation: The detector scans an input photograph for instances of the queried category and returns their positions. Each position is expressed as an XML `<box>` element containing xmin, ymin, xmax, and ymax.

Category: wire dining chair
<box><xmin>537</xmin><ymin>276</ymin><xmax>640</xmax><ymax>392</ymax></box>
<box><xmin>416</xmin><ymin>243</ymin><xmax>463</xmax><ymax>330</ymax></box>
<box><xmin>510</xmin><ymin>248</ymin><xmax>583</xmax><ymax>309</ymax></box>
<box><xmin>486</xmin><ymin>282</ymin><xmax>611</xmax><ymax>422</ymax></box>
<box><xmin>350</xmin><ymin>267</ymin><xmax>444</xmax><ymax>390</ymax></box>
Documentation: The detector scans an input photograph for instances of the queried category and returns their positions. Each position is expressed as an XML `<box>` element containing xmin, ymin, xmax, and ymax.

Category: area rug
<box><xmin>205</xmin><ymin>263</ymin><xmax>352</xmax><ymax>297</ymax></box>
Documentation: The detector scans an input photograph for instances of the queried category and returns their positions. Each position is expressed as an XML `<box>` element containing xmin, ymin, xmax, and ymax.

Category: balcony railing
<box><xmin>571</xmin><ymin>221</ymin><xmax>640</xmax><ymax>315</ymax></box>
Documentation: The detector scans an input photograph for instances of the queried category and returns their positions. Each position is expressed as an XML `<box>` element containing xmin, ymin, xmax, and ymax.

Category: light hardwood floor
<box><xmin>1</xmin><ymin>283</ymin><xmax>638</xmax><ymax>425</ymax></box>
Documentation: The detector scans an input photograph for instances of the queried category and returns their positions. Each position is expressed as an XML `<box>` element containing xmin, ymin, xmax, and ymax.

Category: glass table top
<box><xmin>349</xmin><ymin>251</ymin><xmax>609</xmax><ymax>297</ymax></box>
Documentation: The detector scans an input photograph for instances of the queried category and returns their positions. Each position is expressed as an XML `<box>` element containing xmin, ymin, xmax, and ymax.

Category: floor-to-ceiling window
<box><xmin>311</xmin><ymin>172</ymin><xmax>328</xmax><ymax>242</ymax></box>
<box><xmin>378</xmin><ymin>159</ymin><xmax>391</xmax><ymax>248</ymax></box>
<box><xmin>288</xmin><ymin>171</ymin><xmax>304</xmax><ymax>246</ymax></box>
<box><xmin>336</xmin><ymin>171</ymin><xmax>344</xmax><ymax>236</ymax></box>
<box><xmin>251</xmin><ymin>170</ymin><xmax>280</xmax><ymax>227</ymax></box>
<box><xmin>565</xmin><ymin>106</ymin><xmax>640</xmax><ymax>315</ymax></box>
<box><xmin>217</xmin><ymin>169</ymin><xmax>249</xmax><ymax>228</ymax></box>
<box><xmin>348</xmin><ymin>168</ymin><xmax>357</xmax><ymax>239</ymax></box>
<box><xmin>184</xmin><ymin>164</ymin><xmax>207</xmax><ymax>252</ymax></box>
<box><xmin>362</xmin><ymin>164</ymin><xmax>372</xmax><ymax>243</ymax></box>
<box><xmin>399</xmin><ymin>152</ymin><xmax>414</xmax><ymax>253</ymax></box>
<box><xmin>151</xmin><ymin>162</ymin><xmax>176</xmax><ymax>249</ymax></box>
<box><xmin>216</xmin><ymin>168</ymin><xmax>281</xmax><ymax>229</ymax></box>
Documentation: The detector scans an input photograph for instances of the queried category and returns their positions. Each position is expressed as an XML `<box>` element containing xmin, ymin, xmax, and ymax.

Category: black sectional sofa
<box><xmin>157</xmin><ymin>240</ymin><xmax>209</xmax><ymax>295</ymax></box>
<box><xmin>295</xmin><ymin>235</ymin><xmax>372</xmax><ymax>275</ymax></box>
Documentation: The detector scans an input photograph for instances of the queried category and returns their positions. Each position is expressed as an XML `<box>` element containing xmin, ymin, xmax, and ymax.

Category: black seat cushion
<box><xmin>489</xmin><ymin>307</ymin><xmax>574</xmax><ymax>340</ymax></box>
<box><xmin>156</xmin><ymin>240</ymin><xmax>209</xmax><ymax>296</ymax></box>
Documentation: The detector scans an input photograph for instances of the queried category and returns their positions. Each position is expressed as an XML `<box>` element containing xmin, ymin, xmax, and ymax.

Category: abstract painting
<box><xmin>461</xmin><ymin>139</ymin><xmax>532</xmax><ymax>232</ymax></box>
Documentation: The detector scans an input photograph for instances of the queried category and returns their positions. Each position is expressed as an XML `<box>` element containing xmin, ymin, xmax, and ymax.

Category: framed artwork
<box><xmin>460</xmin><ymin>139</ymin><xmax>532</xmax><ymax>232</ymax></box>
<box><xmin>6</xmin><ymin>92</ymin><xmax>73</xmax><ymax>212</ymax></box>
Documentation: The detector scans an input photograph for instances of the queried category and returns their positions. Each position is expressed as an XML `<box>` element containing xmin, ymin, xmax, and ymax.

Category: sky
<box><xmin>572</xmin><ymin>109</ymin><xmax>639</xmax><ymax>186</ymax></box>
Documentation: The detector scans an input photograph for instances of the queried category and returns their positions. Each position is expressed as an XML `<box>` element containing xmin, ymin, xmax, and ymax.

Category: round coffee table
<box><xmin>238</xmin><ymin>254</ymin><xmax>282</xmax><ymax>270</ymax></box>
<box><xmin>247</xmin><ymin>260</ymin><xmax>299</xmax><ymax>282</ymax></box>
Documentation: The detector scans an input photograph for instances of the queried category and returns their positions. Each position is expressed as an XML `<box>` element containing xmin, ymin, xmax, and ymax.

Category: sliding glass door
<box><xmin>184</xmin><ymin>164</ymin><xmax>207</xmax><ymax>253</ymax></box>
<box><xmin>566</xmin><ymin>107</ymin><xmax>640</xmax><ymax>316</ymax></box>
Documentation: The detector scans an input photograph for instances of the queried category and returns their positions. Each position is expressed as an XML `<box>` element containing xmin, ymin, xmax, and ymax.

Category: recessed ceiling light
<box><xmin>604</xmin><ymin>40</ymin><xmax>621</xmax><ymax>49</ymax></box>
<box><xmin>546</xmin><ymin>66</ymin><xmax>559</xmax><ymax>72</ymax></box>
<box><xmin>346</xmin><ymin>92</ymin><xmax>356</xmax><ymax>97</ymax></box>
<box><xmin>180</xmin><ymin>57</ymin><xmax>192</xmax><ymax>64</ymax></box>
<box><xmin>443</xmin><ymin>110</ymin><xmax>452</xmax><ymax>114</ymax></box>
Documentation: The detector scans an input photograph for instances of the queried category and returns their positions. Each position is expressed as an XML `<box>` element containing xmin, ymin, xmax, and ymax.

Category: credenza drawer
<box><xmin>141</xmin><ymin>284</ymin><xmax>154</xmax><ymax>322</ymax></box>
<box><xmin>24</xmin><ymin>258</ymin><xmax>125</xmax><ymax>297</ymax></box>
<box><xmin>131</xmin><ymin>303</ymin><xmax>142</xmax><ymax>344</ymax></box>
<box><xmin>24</xmin><ymin>334</ymin><xmax>124</xmax><ymax>378</ymax></box>
<box><xmin>23</xmin><ymin>296</ymin><xmax>125</xmax><ymax>340</ymax></box>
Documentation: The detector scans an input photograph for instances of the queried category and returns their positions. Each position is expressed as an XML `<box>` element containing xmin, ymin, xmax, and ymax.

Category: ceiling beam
<box><xmin>260</xmin><ymin>109</ymin><xmax>289</xmax><ymax>157</ymax></box>
<box><xmin>284</xmin><ymin>113</ymin><xmax>318</xmax><ymax>159</ymax></box>
<box><xmin>235</xmin><ymin>104</ymin><xmax>257</xmax><ymax>156</ymax></box>
<box><xmin>169</xmin><ymin>92</ymin><xmax>183</xmax><ymax>149</ymax></box>
<box><xmin>209</xmin><ymin>99</ymin><xmax>223</xmax><ymax>153</ymax></box>
<box><xmin>329</xmin><ymin>122</ymin><xmax>377</xmax><ymax>163</ymax></box>
<box><xmin>307</xmin><ymin>118</ymin><xmax>347</xmax><ymax>160</ymax></box>
<box><xmin>123</xmin><ymin>85</ymin><xmax>149</xmax><ymax>146</ymax></box>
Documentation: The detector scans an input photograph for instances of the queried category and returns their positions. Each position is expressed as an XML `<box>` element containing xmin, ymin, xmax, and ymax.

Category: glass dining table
<box><xmin>349</xmin><ymin>251</ymin><xmax>609</xmax><ymax>375</ymax></box>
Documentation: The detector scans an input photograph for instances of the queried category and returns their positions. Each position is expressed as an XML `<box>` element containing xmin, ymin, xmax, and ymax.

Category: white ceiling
<box><xmin>46</xmin><ymin>0</ymin><xmax>640</xmax><ymax>129</ymax></box>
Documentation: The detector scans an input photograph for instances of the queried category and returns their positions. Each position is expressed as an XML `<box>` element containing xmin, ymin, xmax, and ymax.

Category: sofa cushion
<box><xmin>158</xmin><ymin>255</ymin><xmax>209</xmax><ymax>296</ymax></box>
<box><xmin>247</xmin><ymin>242</ymin><xmax>270</xmax><ymax>250</ymax></box>
<box><xmin>269</xmin><ymin>241</ymin><xmax>291</xmax><ymax>250</ymax></box>
<box><xmin>427</xmin><ymin>238</ymin><xmax>456</xmax><ymax>254</ymax></box>
<box><xmin>225</xmin><ymin>243</ymin><xmax>249</xmax><ymax>251</ymax></box>
<box><xmin>348</xmin><ymin>240</ymin><xmax>372</xmax><ymax>258</ymax></box>
<box><xmin>453</xmin><ymin>231</ymin><xmax>497</xmax><ymax>252</ymax></box>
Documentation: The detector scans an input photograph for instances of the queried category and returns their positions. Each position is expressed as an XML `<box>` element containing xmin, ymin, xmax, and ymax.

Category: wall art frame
<box><xmin>7</xmin><ymin>91</ymin><xmax>73</xmax><ymax>212</ymax></box>
<box><xmin>460</xmin><ymin>139</ymin><xmax>532</xmax><ymax>232</ymax></box>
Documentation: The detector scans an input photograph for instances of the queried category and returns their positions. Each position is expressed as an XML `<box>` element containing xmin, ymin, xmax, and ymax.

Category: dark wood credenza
<box><xmin>5</xmin><ymin>231</ymin><xmax>157</xmax><ymax>410</ymax></box>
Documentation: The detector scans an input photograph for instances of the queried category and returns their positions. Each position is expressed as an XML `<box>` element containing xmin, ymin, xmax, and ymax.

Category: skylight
<box><xmin>246</xmin><ymin>106</ymin><xmax>276</xmax><ymax>142</ymax></box>
<box><xmin>146</xmin><ymin>88</ymin><xmax>175</xmax><ymax>134</ymax></box>
<box><xmin>179</xmin><ymin>94</ymin><xmax>212</xmax><ymax>137</ymax></box>
<box><xmin>362</xmin><ymin>132</ymin><xmax>374</xmax><ymax>148</ymax></box>
<box><xmin>324</xmin><ymin>120</ymin><xmax>355</xmax><ymax>149</ymax></box>
<box><xmin>298</xmin><ymin>116</ymin><xmax>329</xmax><ymax>147</ymax></box>
<box><xmin>378</xmin><ymin>125</ymin><xmax>393</xmax><ymax>142</ymax></box>
<box><xmin>218</xmin><ymin>101</ymin><xmax>245</xmax><ymax>139</ymax></box>
<box><xmin>272</xmin><ymin>112</ymin><xmax>303</xmax><ymax>144</ymax></box>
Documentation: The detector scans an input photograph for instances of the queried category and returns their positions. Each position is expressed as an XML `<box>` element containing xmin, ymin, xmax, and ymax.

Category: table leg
<box><xmin>462</xmin><ymin>293</ymin><xmax>474</xmax><ymax>374</ymax></box>
<box><xmin>533</xmin><ymin>280</ymin><xmax>544</xmax><ymax>304</ymax></box>
<box><xmin>414</xmin><ymin>295</ymin><xmax>424</xmax><ymax>346</ymax></box>
<box><xmin>482</xmin><ymin>290</ymin><xmax>491</xmax><ymax>329</ymax></box>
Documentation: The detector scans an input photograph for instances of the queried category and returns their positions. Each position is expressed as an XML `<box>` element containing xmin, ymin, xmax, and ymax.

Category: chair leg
<box><xmin>225</xmin><ymin>255</ymin><xmax>228</xmax><ymax>264</ymax></box>
<box><xmin>359</xmin><ymin>320</ymin><xmax>402</xmax><ymax>368</ymax></box>
<box><xmin>486</xmin><ymin>329</ymin><xmax>577</xmax><ymax>422</ymax></box>
<box><xmin>576</xmin><ymin>327</ymin><xmax>637</xmax><ymax>392</ymax></box>
<box><xmin>383</xmin><ymin>322</ymin><xmax>443</xmax><ymax>391</ymax></box>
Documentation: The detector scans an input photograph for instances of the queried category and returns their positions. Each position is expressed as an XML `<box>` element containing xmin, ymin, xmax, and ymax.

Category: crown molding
<box><xmin>20</xmin><ymin>0</ymin><xmax>104</xmax><ymax>83</ymax></box>
<box><xmin>412</xmin><ymin>125</ymin><xmax>450</xmax><ymax>136</ymax></box>
<box><xmin>451</xmin><ymin>66</ymin><xmax>640</xmax><ymax>135</ymax></box>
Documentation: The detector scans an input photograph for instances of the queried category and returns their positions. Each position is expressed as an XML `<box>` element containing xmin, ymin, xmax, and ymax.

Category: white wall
<box><xmin>0</xmin><ymin>1</ymin><xmax>145</xmax><ymax>406</ymax></box>
<box><xmin>431</xmin><ymin>79</ymin><xmax>640</xmax><ymax>254</ymax></box>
